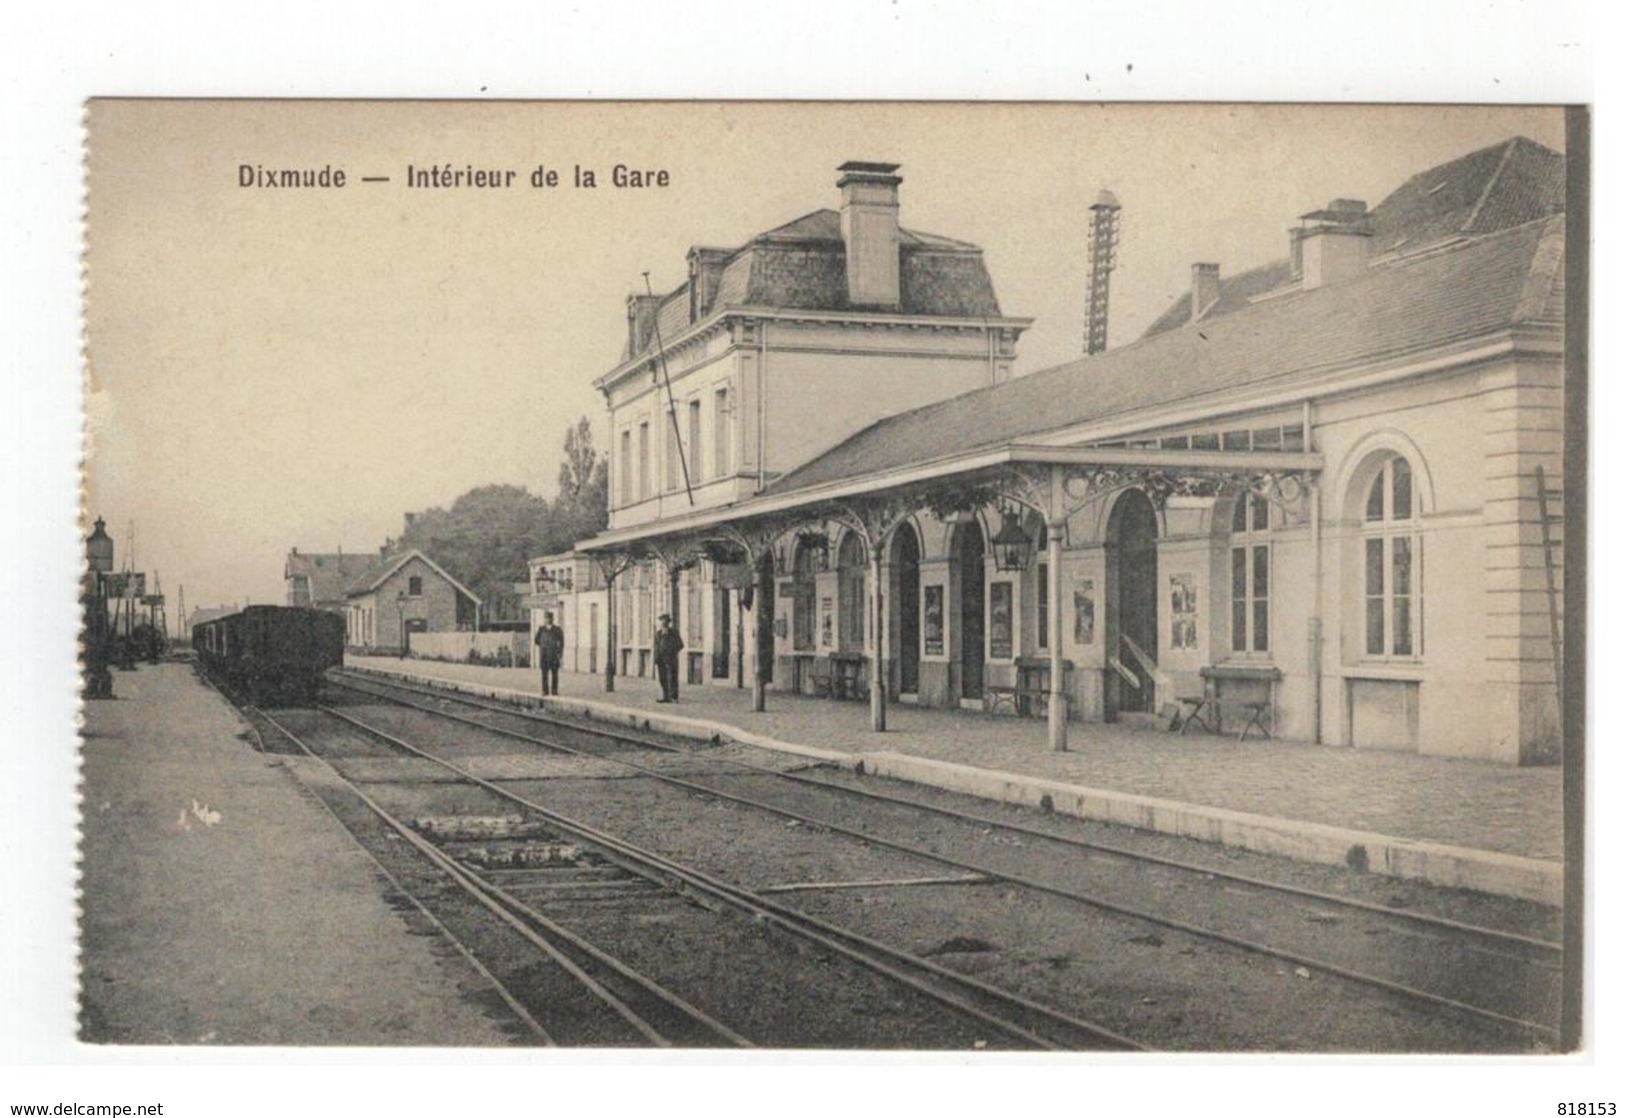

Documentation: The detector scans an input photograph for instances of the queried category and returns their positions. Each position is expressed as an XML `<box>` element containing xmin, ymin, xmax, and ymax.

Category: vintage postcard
<box><xmin>77</xmin><ymin>99</ymin><xmax>1582</xmax><ymax>1058</ymax></box>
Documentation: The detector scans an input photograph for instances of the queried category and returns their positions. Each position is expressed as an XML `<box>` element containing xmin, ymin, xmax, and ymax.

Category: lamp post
<box><xmin>396</xmin><ymin>591</ymin><xmax>408</xmax><ymax>659</ymax></box>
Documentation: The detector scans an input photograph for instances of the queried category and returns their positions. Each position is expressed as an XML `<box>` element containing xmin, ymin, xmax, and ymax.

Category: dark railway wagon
<box><xmin>193</xmin><ymin>605</ymin><xmax>345</xmax><ymax>704</ymax></box>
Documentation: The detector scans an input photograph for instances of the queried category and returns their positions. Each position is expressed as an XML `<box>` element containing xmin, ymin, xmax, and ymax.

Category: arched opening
<box><xmin>791</xmin><ymin>538</ymin><xmax>820</xmax><ymax>653</ymax></box>
<box><xmin>952</xmin><ymin>519</ymin><xmax>987</xmax><ymax>701</ymax></box>
<box><xmin>1105</xmin><ymin>488</ymin><xmax>1159</xmax><ymax>718</ymax></box>
<box><xmin>837</xmin><ymin>532</ymin><xmax>867</xmax><ymax>651</ymax></box>
<box><xmin>890</xmin><ymin>521</ymin><xmax>921</xmax><ymax>695</ymax></box>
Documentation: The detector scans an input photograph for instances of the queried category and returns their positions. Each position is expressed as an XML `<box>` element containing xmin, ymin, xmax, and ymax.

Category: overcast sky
<box><xmin>84</xmin><ymin>101</ymin><xmax>1564</xmax><ymax>616</ymax></box>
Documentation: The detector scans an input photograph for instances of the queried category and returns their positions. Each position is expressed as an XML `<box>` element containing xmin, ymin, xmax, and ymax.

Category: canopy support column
<box><xmin>868</xmin><ymin>547</ymin><xmax>887</xmax><ymax>733</ymax></box>
<box><xmin>711</xmin><ymin>524</ymin><xmax>783</xmax><ymax>715</ymax></box>
<box><xmin>1047</xmin><ymin>464</ymin><xmax>1068</xmax><ymax>752</ymax></box>
<box><xmin>591</xmin><ymin>552</ymin><xmax>640</xmax><ymax>695</ymax></box>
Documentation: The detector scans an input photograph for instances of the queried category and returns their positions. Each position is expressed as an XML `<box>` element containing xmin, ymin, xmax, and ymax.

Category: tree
<box><xmin>396</xmin><ymin>485</ymin><xmax>551</xmax><ymax>622</ymax></box>
<box><xmin>552</xmin><ymin>417</ymin><xmax>609</xmax><ymax>549</ymax></box>
<box><xmin>383</xmin><ymin>417</ymin><xmax>609</xmax><ymax>623</ymax></box>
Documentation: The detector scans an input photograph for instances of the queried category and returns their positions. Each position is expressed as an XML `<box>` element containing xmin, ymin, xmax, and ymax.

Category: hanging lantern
<box><xmin>990</xmin><ymin>508</ymin><xmax>1035</xmax><ymax>572</ymax></box>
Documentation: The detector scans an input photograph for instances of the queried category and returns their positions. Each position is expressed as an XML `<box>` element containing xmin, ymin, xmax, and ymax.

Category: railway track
<box><xmin>326</xmin><ymin>667</ymin><xmax>1563</xmax><ymax>1050</ymax></box>
<box><xmin>257</xmin><ymin>695</ymin><xmax>1144</xmax><ymax>1050</ymax></box>
<box><xmin>250</xmin><ymin>708</ymin><xmax>752</xmax><ymax>1048</ymax></box>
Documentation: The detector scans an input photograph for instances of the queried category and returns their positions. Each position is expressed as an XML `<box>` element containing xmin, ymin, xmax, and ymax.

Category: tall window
<box><xmin>665</xmin><ymin>409</ymin><xmax>680</xmax><ymax>492</ymax></box>
<box><xmin>619</xmin><ymin>429</ymin><xmax>632</xmax><ymax>506</ymax></box>
<box><xmin>688</xmin><ymin>399</ymin><xmax>703</xmax><ymax>486</ymax></box>
<box><xmin>408</xmin><ymin>575</ymin><xmax>423</xmax><ymax>597</ymax></box>
<box><xmin>838</xmin><ymin>534</ymin><xmax>867</xmax><ymax>649</ymax></box>
<box><xmin>1230</xmin><ymin>493</ymin><xmax>1270</xmax><ymax>654</ymax></box>
<box><xmin>792</xmin><ymin>541</ymin><xmax>818</xmax><ymax>651</ymax></box>
<box><xmin>714</xmin><ymin>388</ymin><xmax>730</xmax><ymax>478</ymax></box>
<box><xmin>637</xmin><ymin>422</ymin><xmax>651</xmax><ymax>501</ymax></box>
<box><xmin>1363</xmin><ymin>457</ymin><xmax>1422</xmax><ymax>658</ymax></box>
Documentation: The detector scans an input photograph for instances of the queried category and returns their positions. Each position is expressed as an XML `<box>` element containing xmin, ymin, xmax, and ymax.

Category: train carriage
<box><xmin>194</xmin><ymin>605</ymin><xmax>344</xmax><ymax>704</ymax></box>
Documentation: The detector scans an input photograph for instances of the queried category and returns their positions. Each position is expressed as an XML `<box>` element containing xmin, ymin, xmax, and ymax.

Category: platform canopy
<box><xmin>575</xmin><ymin>439</ymin><xmax>1322</xmax><ymax>748</ymax></box>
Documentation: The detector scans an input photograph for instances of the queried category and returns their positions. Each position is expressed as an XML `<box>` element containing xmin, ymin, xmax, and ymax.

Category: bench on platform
<box><xmin>1177</xmin><ymin>695</ymin><xmax>1271</xmax><ymax>741</ymax></box>
<box><xmin>1182</xmin><ymin>663</ymin><xmax>1281</xmax><ymax>741</ymax></box>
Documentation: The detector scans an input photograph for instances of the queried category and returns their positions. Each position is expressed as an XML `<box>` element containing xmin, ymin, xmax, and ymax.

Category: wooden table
<box><xmin>1193</xmin><ymin>663</ymin><xmax>1281</xmax><ymax>741</ymax></box>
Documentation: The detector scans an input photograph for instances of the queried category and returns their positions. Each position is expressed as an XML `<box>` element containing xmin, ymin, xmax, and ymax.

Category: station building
<box><xmin>544</xmin><ymin>140</ymin><xmax>1569</xmax><ymax>765</ymax></box>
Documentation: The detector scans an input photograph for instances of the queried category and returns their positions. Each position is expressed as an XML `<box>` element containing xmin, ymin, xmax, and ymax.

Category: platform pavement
<box><xmin>348</xmin><ymin>655</ymin><xmax>1565</xmax><ymax>905</ymax></box>
<box><xmin>78</xmin><ymin>662</ymin><xmax>521</xmax><ymax>1045</ymax></box>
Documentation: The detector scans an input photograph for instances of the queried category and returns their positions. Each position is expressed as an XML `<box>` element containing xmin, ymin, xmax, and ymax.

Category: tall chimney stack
<box><xmin>837</xmin><ymin>161</ymin><xmax>902</xmax><ymax>309</ymax></box>
<box><xmin>1297</xmin><ymin>198</ymin><xmax>1371</xmax><ymax>289</ymax></box>
<box><xmin>1190</xmin><ymin>263</ymin><xmax>1221</xmax><ymax>321</ymax></box>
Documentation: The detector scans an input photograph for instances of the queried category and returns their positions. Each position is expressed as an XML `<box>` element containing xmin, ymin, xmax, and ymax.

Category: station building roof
<box><xmin>763</xmin><ymin>211</ymin><xmax>1565</xmax><ymax>500</ymax></box>
<box><xmin>1142</xmin><ymin>136</ymin><xmax>1565</xmax><ymax>338</ymax></box>
<box><xmin>620</xmin><ymin>207</ymin><xmax>1003</xmax><ymax>366</ymax></box>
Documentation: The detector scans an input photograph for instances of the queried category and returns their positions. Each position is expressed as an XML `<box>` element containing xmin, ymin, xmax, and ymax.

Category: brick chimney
<box><xmin>1190</xmin><ymin>263</ymin><xmax>1221</xmax><ymax>321</ymax></box>
<box><xmin>626</xmin><ymin>293</ymin><xmax>661</xmax><ymax>355</ymax></box>
<box><xmin>837</xmin><ymin>161</ymin><xmax>903</xmax><ymax>309</ymax></box>
<box><xmin>1297</xmin><ymin>198</ymin><xmax>1372</xmax><ymax>289</ymax></box>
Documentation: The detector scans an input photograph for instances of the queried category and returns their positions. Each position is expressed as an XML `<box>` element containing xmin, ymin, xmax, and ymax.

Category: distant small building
<box><xmin>343</xmin><ymin>549</ymin><xmax>481</xmax><ymax>655</ymax></box>
<box><xmin>184</xmin><ymin>605</ymin><xmax>237</xmax><ymax>640</ymax></box>
<box><xmin>284</xmin><ymin>548</ymin><xmax>389</xmax><ymax>611</ymax></box>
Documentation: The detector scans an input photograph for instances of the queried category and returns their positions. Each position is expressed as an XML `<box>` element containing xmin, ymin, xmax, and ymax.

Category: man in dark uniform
<box><xmin>534</xmin><ymin>611</ymin><xmax>564</xmax><ymax>697</ymax></box>
<box><xmin>653</xmin><ymin>613</ymin><xmax>684</xmax><ymax>703</ymax></box>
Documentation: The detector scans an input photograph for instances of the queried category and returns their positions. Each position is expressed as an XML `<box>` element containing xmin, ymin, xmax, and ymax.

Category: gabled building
<box><xmin>559</xmin><ymin>139</ymin><xmax>1568</xmax><ymax>765</ymax></box>
<box><xmin>340</xmin><ymin>549</ymin><xmax>482</xmax><ymax>655</ymax></box>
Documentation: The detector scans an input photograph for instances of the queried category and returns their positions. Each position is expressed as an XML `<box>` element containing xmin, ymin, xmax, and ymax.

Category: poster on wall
<box><xmin>989</xmin><ymin>581</ymin><xmax>1013</xmax><ymax>660</ymax></box>
<box><xmin>1073</xmin><ymin>580</ymin><xmax>1096</xmax><ymax>645</ymax></box>
<box><xmin>1170</xmin><ymin>573</ymin><xmax>1198</xmax><ymax>650</ymax></box>
<box><xmin>923</xmin><ymin>585</ymin><xmax>944</xmax><ymax>655</ymax></box>
<box><xmin>820</xmin><ymin>598</ymin><xmax>834</xmax><ymax>647</ymax></box>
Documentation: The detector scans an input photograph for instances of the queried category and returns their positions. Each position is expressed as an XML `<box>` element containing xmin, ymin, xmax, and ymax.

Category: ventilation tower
<box><xmin>1084</xmin><ymin>189</ymin><xmax>1121</xmax><ymax>356</ymax></box>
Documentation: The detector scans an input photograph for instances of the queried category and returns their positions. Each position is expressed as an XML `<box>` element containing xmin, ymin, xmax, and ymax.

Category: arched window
<box><xmin>792</xmin><ymin>540</ymin><xmax>819</xmax><ymax>651</ymax></box>
<box><xmin>1230</xmin><ymin>492</ymin><xmax>1270</xmax><ymax>655</ymax></box>
<box><xmin>1362</xmin><ymin>457</ymin><xmax>1421</xmax><ymax>658</ymax></box>
<box><xmin>838</xmin><ymin>533</ymin><xmax>867</xmax><ymax>649</ymax></box>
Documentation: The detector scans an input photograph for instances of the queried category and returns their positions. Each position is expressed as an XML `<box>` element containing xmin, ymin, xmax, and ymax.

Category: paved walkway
<box><xmin>79</xmin><ymin>662</ymin><xmax>519</xmax><ymax>1045</ymax></box>
<box><xmin>353</xmin><ymin>656</ymin><xmax>1563</xmax><ymax>863</ymax></box>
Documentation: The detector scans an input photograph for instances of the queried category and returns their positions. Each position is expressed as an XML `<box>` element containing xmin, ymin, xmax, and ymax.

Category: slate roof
<box><xmin>766</xmin><ymin>214</ymin><xmax>1564</xmax><ymax>497</ymax></box>
<box><xmin>1142</xmin><ymin>136</ymin><xmax>1565</xmax><ymax>339</ymax></box>
<box><xmin>344</xmin><ymin>549</ymin><xmax>482</xmax><ymax>605</ymax></box>
<box><xmin>1142</xmin><ymin>259</ymin><xmax>1297</xmax><ymax>335</ymax></box>
<box><xmin>621</xmin><ymin>208</ymin><xmax>1003</xmax><ymax>362</ymax></box>
<box><xmin>284</xmin><ymin>551</ymin><xmax>386</xmax><ymax>605</ymax></box>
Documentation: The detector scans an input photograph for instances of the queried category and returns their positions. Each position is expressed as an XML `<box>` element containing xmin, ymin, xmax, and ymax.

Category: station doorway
<box><xmin>891</xmin><ymin>521</ymin><xmax>921</xmax><ymax>695</ymax></box>
<box><xmin>1106</xmin><ymin>489</ymin><xmax>1159</xmax><ymax>718</ymax></box>
<box><xmin>954</xmin><ymin>520</ymin><xmax>986</xmax><ymax>702</ymax></box>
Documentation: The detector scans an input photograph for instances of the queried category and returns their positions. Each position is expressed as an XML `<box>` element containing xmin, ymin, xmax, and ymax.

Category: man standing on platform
<box><xmin>653</xmin><ymin>613</ymin><xmax>684</xmax><ymax>703</ymax></box>
<box><xmin>535</xmin><ymin>611</ymin><xmax>564</xmax><ymax>697</ymax></box>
